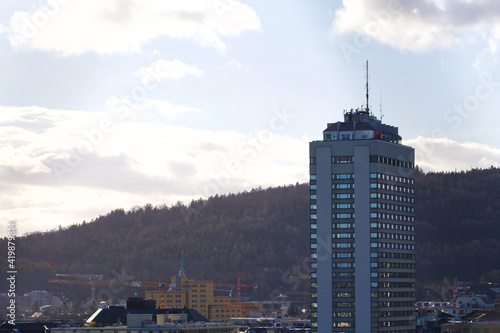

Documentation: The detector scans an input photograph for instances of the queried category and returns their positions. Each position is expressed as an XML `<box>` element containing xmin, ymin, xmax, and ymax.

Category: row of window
<box><xmin>335</xmin><ymin>203</ymin><xmax>354</xmax><ymax>208</ymax></box>
<box><xmin>376</xmin><ymin>310</ymin><xmax>415</xmax><ymax>318</ymax></box>
<box><xmin>311</xmin><ymin>155</ymin><xmax>415</xmax><ymax>170</ymax></box>
<box><xmin>332</xmin><ymin>242</ymin><xmax>352</xmax><ymax>248</ymax></box>
<box><xmin>333</xmin><ymin>262</ymin><xmax>354</xmax><ymax>268</ymax></box>
<box><xmin>372</xmin><ymin>233</ymin><xmax>415</xmax><ymax>241</ymax></box>
<box><xmin>372</xmin><ymin>182</ymin><xmax>414</xmax><ymax>194</ymax></box>
<box><xmin>377</xmin><ymin>282</ymin><xmax>415</xmax><ymax>288</ymax></box>
<box><xmin>334</xmin><ymin>193</ymin><xmax>353</xmax><ymax>199</ymax></box>
<box><xmin>323</xmin><ymin>212</ymin><xmax>415</xmax><ymax>222</ymax></box>
<box><xmin>311</xmin><ymin>172</ymin><xmax>415</xmax><ymax>185</ymax></box>
<box><xmin>332</xmin><ymin>272</ymin><xmax>354</xmax><ymax>278</ymax></box>
<box><xmin>372</xmin><ymin>172</ymin><xmax>414</xmax><ymax>185</ymax></box>
<box><xmin>378</xmin><ymin>272</ymin><xmax>415</xmax><ymax>279</ymax></box>
<box><xmin>334</xmin><ymin>173</ymin><xmax>353</xmax><ymax>179</ymax></box>
<box><xmin>378</xmin><ymin>262</ymin><xmax>415</xmax><ymax>269</ymax></box>
<box><xmin>334</xmin><ymin>183</ymin><xmax>353</xmax><ymax>189</ymax></box>
<box><xmin>311</xmin><ymin>213</ymin><xmax>415</xmax><ymax>222</ymax></box>
<box><xmin>373</xmin><ymin>301</ymin><xmax>415</xmax><ymax>308</ymax></box>
<box><xmin>372</xmin><ymin>192</ymin><xmax>414</xmax><ymax>203</ymax></box>
<box><xmin>311</xmin><ymin>200</ymin><xmax>415</xmax><ymax>211</ymax></box>
<box><xmin>370</xmin><ymin>155</ymin><xmax>415</xmax><ymax>169</ymax></box>
<box><xmin>311</xmin><ymin>326</ymin><xmax>415</xmax><ymax>333</ymax></box>
<box><xmin>371</xmin><ymin>202</ymin><xmax>414</xmax><ymax>212</ymax></box>
<box><xmin>315</xmin><ymin>222</ymin><xmax>415</xmax><ymax>232</ymax></box>
<box><xmin>334</xmin><ymin>223</ymin><xmax>353</xmax><ymax>229</ymax></box>
<box><xmin>333</xmin><ymin>233</ymin><xmax>353</xmax><ymax>239</ymax></box>
<box><xmin>313</xmin><ymin>310</ymin><xmax>416</xmax><ymax>319</ymax></box>
<box><xmin>333</xmin><ymin>302</ymin><xmax>354</xmax><ymax>308</ymax></box>
<box><xmin>310</xmin><ymin>203</ymin><xmax>362</xmax><ymax>210</ymax></box>
<box><xmin>311</xmin><ymin>241</ymin><xmax>416</xmax><ymax>253</ymax></box>
<box><xmin>313</xmin><ymin>279</ymin><xmax>413</xmax><ymax>289</ymax></box>
<box><xmin>333</xmin><ymin>321</ymin><xmax>353</xmax><ymax>328</ymax></box>
<box><xmin>376</xmin><ymin>320</ymin><xmax>415</xmax><ymax>328</ymax></box>
<box><xmin>310</xmin><ymin>248</ymin><xmax>351</xmax><ymax>258</ymax></box>
<box><xmin>214</xmin><ymin>309</ymin><xmax>239</xmax><ymax>313</ymax></box>
<box><xmin>372</xmin><ymin>242</ymin><xmax>415</xmax><ymax>250</ymax></box>
<box><xmin>311</xmin><ymin>253</ymin><xmax>415</xmax><ymax>266</ymax></box>
<box><xmin>333</xmin><ymin>213</ymin><xmax>353</xmax><ymax>219</ymax></box>
<box><xmin>373</xmin><ymin>223</ymin><xmax>415</xmax><ymax>232</ymax></box>
<box><xmin>378</xmin><ymin>252</ymin><xmax>415</xmax><ymax>260</ymax></box>
<box><xmin>374</xmin><ymin>291</ymin><xmax>416</xmax><ymax>298</ymax></box>
<box><xmin>371</xmin><ymin>213</ymin><xmax>415</xmax><ymax>222</ymax></box>
<box><xmin>332</xmin><ymin>156</ymin><xmax>353</xmax><ymax>164</ymax></box>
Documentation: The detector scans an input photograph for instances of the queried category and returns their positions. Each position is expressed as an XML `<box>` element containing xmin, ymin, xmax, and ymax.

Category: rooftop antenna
<box><xmin>379</xmin><ymin>91</ymin><xmax>383</xmax><ymax>121</ymax></box>
<box><xmin>365</xmin><ymin>60</ymin><xmax>369</xmax><ymax>113</ymax></box>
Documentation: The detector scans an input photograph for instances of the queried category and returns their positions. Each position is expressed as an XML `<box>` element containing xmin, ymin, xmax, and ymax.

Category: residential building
<box><xmin>309</xmin><ymin>99</ymin><xmax>416</xmax><ymax>331</ymax></box>
<box><xmin>442</xmin><ymin>295</ymin><xmax>495</xmax><ymax>319</ymax></box>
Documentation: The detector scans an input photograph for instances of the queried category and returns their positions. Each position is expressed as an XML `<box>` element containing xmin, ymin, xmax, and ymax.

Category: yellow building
<box><xmin>145</xmin><ymin>255</ymin><xmax>262</xmax><ymax>321</ymax></box>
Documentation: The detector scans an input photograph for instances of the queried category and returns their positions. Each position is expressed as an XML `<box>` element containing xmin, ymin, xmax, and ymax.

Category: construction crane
<box><xmin>424</xmin><ymin>278</ymin><xmax>470</xmax><ymax>308</ymax></box>
<box><xmin>53</xmin><ymin>274</ymin><xmax>104</xmax><ymax>301</ymax></box>
<box><xmin>215</xmin><ymin>276</ymin><xmax>257</xmax><ymax>301</ymax></box>
<box><xmin>48</xmin><ymin>277</ymin><xmax>169</xmax><ymax>300</ymax></box>
<box><xmin>0</xmin><ymin>263</ymin><xmax>57</xmax><ymax>270</ymax></box>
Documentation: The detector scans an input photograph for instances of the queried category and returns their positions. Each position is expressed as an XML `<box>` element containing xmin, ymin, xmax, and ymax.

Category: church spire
<box><xmin>179</xmin><ymin>251</ymin><xmax>186</xmax><ymax>277</ymax></box>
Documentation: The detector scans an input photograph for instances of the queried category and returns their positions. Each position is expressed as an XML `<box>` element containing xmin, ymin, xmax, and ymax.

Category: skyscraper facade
<box><xmin>309</xmin><ymin>108</ymin><xmax>416</xmax><ymax>332</ymax></box>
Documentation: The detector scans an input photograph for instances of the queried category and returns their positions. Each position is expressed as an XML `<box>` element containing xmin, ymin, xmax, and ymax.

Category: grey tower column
<box><xmin>354</xmin><ymin>145</ymin><xmax>371</xmax><ymax>332</ymax></box>
<box><xmin>316</xmin><ymin>146</ymin><xmax>333</xmax><ymax>332</ymax></box>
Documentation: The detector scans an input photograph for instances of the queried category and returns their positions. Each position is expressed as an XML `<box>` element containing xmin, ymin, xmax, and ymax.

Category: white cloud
<box><xmin>106</xmin><ymin>97</ymin><xmax>202</xmax><ymax>119</ymax></box>
<box><xmin>406</xmin><ymin>136</ymin><xmax>500</xmax><ymax>172</ymax></box>
<box><xmin>227</xmin><ymin>58</ymin><xmax>243</xmax><ymax>69</ymax></box>
<box><xmin>135</xmin><ymin>59</ymin><xmax>202</xmax><ymax>85</ymax></box>
<box><xmin>0</xmin><ymin>104</ymin><xmax>307</xmax><ymax>237</ymax></box>
<box><xmin>332</xmin><ymin>0</ymin><xmax>500</xmax><ymax>53</ymax></box>
<box><xmin>3</xmin><ymin>0</ymin><xmax>261</xmax><ymax>56</ymax></box>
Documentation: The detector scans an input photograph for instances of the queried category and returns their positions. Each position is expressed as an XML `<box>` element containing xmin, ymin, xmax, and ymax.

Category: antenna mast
<box><xmin>380</xmin><ymin>91</ymin><xmax>383</xmax><ymax>120</ymax></box>
<box><xmin>365</xmin><ymin>60</ymin><xmax>369</xmax><ymax>113</ymax></box>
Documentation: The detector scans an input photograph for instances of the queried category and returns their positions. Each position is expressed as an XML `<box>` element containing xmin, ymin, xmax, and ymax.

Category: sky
<box><xmin>2</xmin><ymin>0</ymin><xmax>500</xmax><ymax>237</ymax></box>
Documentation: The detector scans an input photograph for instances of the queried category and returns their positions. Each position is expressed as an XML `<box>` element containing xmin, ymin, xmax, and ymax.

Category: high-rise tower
<box><xmin>309</xmin><ymin>78</ymin><xmax>416</xmax><ymax>332</ymax></box>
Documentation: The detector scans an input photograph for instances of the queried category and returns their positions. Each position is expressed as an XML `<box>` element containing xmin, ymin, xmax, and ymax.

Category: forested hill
<box><xmin>2</xmin><ymin>168</ymin><xmax>500</xmax><ymax>301</ymax></box>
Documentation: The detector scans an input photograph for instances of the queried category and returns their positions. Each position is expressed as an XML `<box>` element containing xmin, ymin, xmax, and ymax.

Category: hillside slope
<box><xmin>2</xmin><ymin>168</ymin><xmax>500</xmax><ymax>301</ymax></box>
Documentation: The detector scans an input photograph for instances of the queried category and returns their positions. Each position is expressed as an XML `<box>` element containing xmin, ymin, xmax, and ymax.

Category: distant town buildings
<box><xmin>16</xmin><ymin>290</ymin><xmax>62</xmax><ymax>311</ymax></box>
<box><xmin>309</xmin><ymin>76</ymin><xmax>416</xmax><ymax>332</ymax></box>
<box><xmin>145</xmin><ymin>256</ymin><xmax>262</xmax><ymax>321</ymax></box>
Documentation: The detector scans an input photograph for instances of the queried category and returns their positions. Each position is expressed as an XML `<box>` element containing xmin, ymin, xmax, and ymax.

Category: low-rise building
<box><xmin>46</xmin><ymin>313</ymin><xmax>239</xmax><ymax>333</ymax></box>
<box><xmin>86</xmin><ymin>298</ymin><xmax>207</xmax><ymax>327</ymax></box>
<box><xmin>442</xmin><ymin>295</ymin><xmax>495</xmax><ymax>319</ymax></box>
